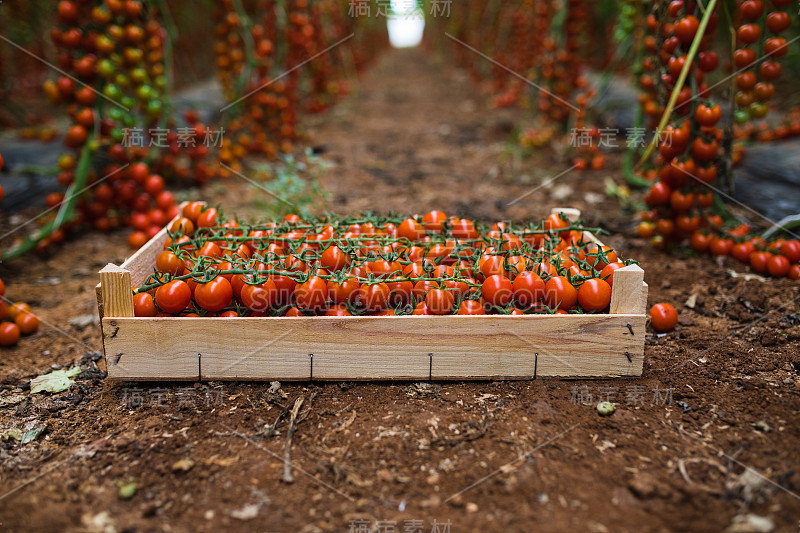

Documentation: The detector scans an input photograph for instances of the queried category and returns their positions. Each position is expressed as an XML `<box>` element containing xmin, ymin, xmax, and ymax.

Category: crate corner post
<box><xmin>610</xmin><ymin>264</ymin><xmax>647</xmax><ymax>315</ymax></box>
<box><xmin>99</xmin><ymin>263</ymin><xmax>135</xmax><ymax>319</ymax></box>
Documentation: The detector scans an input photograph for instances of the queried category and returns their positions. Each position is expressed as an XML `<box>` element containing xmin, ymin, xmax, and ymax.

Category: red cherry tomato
<box><xmin>194</xmin><ymin>276</ymin><xmax>233</xmax><ymax>313</ymax></box>
<box><xmin>543</xmin><ymin>276</ymin><xmax>578</xmax><ymax>311</ymax></box>
<box><xmin>481</xmin><ymin>275</ymin><xmax>513</xmax><ymax>307</ymax></box>
<box><xmin>650</xmin><ymin>303</ymin><xmax>678</xmax><ymax>332</ymax></box>
<box><xmin>577</xmin><ymin>279</ymin><xmax>612</xmax><ymax>313</ymax></box>
<box><xmin>155</xmin><ymin>280</ymin><xmax>192</xmax><ymax>314</ymax></box>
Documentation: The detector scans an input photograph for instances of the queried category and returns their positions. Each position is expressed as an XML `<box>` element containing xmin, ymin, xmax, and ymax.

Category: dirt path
<box><xmin>1</xmin><ymin>49</ymin><xmax>799</xmax><ymax>533</ymax></box>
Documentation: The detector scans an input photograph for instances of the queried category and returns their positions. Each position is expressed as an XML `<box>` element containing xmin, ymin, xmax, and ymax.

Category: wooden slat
<box><xmin>550</xmin><ymin>207</ymin><xmax>582</xmax><ymax>222</ymax></box>
<box><xmin>610</xmin><ymin>264</ymin><xmax>647</xmax><ymax>315</ymax></box>
<box><xmin>102</xmin><ymin>314</ymin><xmax>644</xmax><ymax>381</ymax></box>
<box><xmin>103</xmin><ymin>318</ymin><xmax>200</xmax><ymax>380</ymax></box>
<box><xmin>99</xmin><ymin>264</ymin><xmax>134</xmax><ymax>318</ymax></box>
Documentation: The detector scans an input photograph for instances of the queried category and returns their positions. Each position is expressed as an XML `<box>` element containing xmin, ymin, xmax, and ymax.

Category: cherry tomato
<box><xmin>512</xmin><ymin>271</ymin><xmax>545</xmax><ymax>306</ymax></box>
<box><xmin>0</xmin><ymin>322</ymin><xmax>20</xmax><ymax>346</ymax></box>
<box><xmin>481</xmin><ymin>275</ymin><xmax>513</xmax><ymax>307</ymax></box>
<box><xmin>731</xmin><ymin>242</ymin><xmax>755</xmax><ymax>263</ymax></box>
<box><xmin>650</xmin><ymin>303</ymin><xmax>678</xmax><ymax>332</ymax></box>
<box><xmin>740</xmin><ymin>0</ymin><xmax>764</xmax><ymax>19</ymax></box>
<box><xmin>320</xmin><ymin>246</ymin><xmax>349</xmax><ymax>272</ymax></box>
<box><xmin>709</xmin><ymin>237</ymin><xmax>733</xmax><ymax>256</ymax></box>
<box><xmin>451</xmin><ymin>219</ymin><xmax>479</xmax><ymax>239</ymax></box>
<box><xmin>674</xmin><ymin>15</ymin><xmax>699</xmax><ymax>43</ymax></box>
<box><xmin>7</xmin><ymin>302</ymin><xmax>30</xmax><ymax>320</ymax></box>
<box><xmin>584</xmin><ymin>245</ymin><xmax>618</xmax><ymax>269</ymax></box>
<box><xmin>14</xmin><ymin>313</ymin><xmax>39</xmax><ymax>335</ymax></box>
<box><xmin>456</xmin><ymin>300</ymin><xmax>486</xmax><ymax>315</ymax></box>
<box><xmin>764</xmin><ymin>37</ymin><xmax>788</xmax><ymax>58</ymax></box>
<box><xmin>241</xmin><ymin>280</ymin><xmax>277</xmax><ymax>312</ymax></box>
<box><xmin>749</xmin><ymin>251</ymin><xmax>771</xmax><ymax>273</ymax></box>
<box><xmin>412</xmin><ymin>302</ymin><xmax>431</xmax><ymax>315</ymax></box>
<box><xmin>425</xmin><ymin>288</ymin><xmax>455</xmax><ymax>315</ymax></box>
<box><xmin>577</xmin><ymin>279</ymin><xmax>612</xmax><ymax>313</ymax></box>
<box><xmin>766</xmin><ymin>11</ymin><xmax>790</xmax><ymax>33</ymax></box>
<box><xmin>194</xmin><ymin>276</ymin><xmax>233</xmax><ymax>312</ymax></box>
<box><xmin>736</xmin><ymin>24</ymin><xmax>761</xmax><ymax>44</ymax></box>
<box><xmin>779</xmin><ymin>240</ymin><xmax>800</xmax><ymax>263</ymax></box>
<box><xmin>767</xmin><ymin>255</ymin><xmax>790</xmax><ymax>277</ymax></box>
<box><xmin>695</xmin><ymin>104</ymin><xmax>722</xmax><ymax>127</ymax></box>
<box><xmin>325</xmin><ymin>304</ymin><xmax>353</xmax><ymax>316</ymax></box>
<box><xmin>544</xmin><ymin>214</ymin><xmax>570</xmax><ymax>239</ymax></box>
<box><xmin>690</xmin><ymin>231</ymin><xmax>711</xmax><ymax>253</ymax></box>
<box><xmin>422</xmin><ymin>211</ymin><xmax>447</xmax><ymax>233</ymax></box>
<box><xmin>155</xmin><ymin>280</ymin><xmax>192</xmax><ymax>314</ymax></box>
<box><xmin>133</xmin><ymin>292</ymin><xmax>157</xmax><ymax>317</ymax></box>
<box><xmin>197</xmin><ymin>207</ymin><xmax>219</xmax><ymax>228</ymax></box>
<box><xmin>295</xmin><ymin>276</ymin><xmax>328</xmax><ymax>311</ymax></box>
<box><xmin>543</xmin><ymin>276</ymin><xmax>578</xmax><ymax>310</ymax></box>
<box><xmin>328</xmin><ymin>277</ymin><xmax>360</xmax><ymax>304</ymax></box>
<box><xmin>156</xmin><ymin>251</ymin><xmax>185</xmax><ymax>276</ymax></box>
<box><xmin>397</xmin><ymin>218</ymin><xmax>424</xmax><ymax>241</ymax></box>
<box><xmin>599</xmin><ymin>262</ymin><xmax>625</xmax><ymax>286</ymax></box>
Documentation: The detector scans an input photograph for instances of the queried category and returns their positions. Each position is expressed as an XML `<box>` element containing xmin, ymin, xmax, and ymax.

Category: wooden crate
<box><xmin>96</xmin><ymin>207</ymin><xmax>648</xmax><ymax>381</ymax></box>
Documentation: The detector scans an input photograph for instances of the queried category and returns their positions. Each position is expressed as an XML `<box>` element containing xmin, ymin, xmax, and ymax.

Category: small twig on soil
<box><xmin>281</xmin><ymin>396</ymin><xmax>305</xmax><ymax>483</ymax></box>
<box><xmin>258</xmin><ymin>400</ymin><xmax>294</xmax><ymax>438</ymax></box>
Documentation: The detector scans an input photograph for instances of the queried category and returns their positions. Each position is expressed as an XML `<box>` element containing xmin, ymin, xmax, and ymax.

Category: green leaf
<box><xmin>30</xmin><ymin>367</ymin><xmax>82</xmax><ymax>394</ymax></box>
<box><xmin>21</xmin><ymin>426</ymin><xmax>46</xmax><ymax>444</ymax></box>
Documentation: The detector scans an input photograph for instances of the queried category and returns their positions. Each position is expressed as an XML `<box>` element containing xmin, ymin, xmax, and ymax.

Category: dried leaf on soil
<box><xmin>30</xmin><ymin>367</ymin><xmax>82</xmax><ymax>394</ymax></box>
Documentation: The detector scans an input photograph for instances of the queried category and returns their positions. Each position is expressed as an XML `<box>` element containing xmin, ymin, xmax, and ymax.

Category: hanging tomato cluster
<box><xmin>633</xmin><ymin>0</ymin><xmax>798</xmax><ymax>278</ymax></box>
<box><xmin>5</xmin><ymin>0</ymin><xmax>386</xmax><ymax>258</ymax></box>
<box><xmin>213</xmin><ymin>0</ymin><xmax>367</xmax><ymax>162</ymax></box>
<box><xmin>730</xmin><ymin>0</ymin><xmax>792</xmax><ymax>125</ymax></box>
<box><xmin>0</xmin><ymin>153</ymin><xmax>41</xmax><ymax>347</ymax></box>
<box><xmin>10</xmin><ymin>1</ymin><xmax>194</xmax><ymax>257</ymax></box>
<box><xmin>132</xmin><ymin>205</ymin><xmax>635</xmax><ymax>317</ymax></box>
<box><xmin>432</xmin><ymin>1</ymin><xmax>602</xmax><ymax>169</ymax></box>
<box><xmin>638</xmin><ymin>0</ymin><xmax>722</xmax><ymax>246</ymax></box>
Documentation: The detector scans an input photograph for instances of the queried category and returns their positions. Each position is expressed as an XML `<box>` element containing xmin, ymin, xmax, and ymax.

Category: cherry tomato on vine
<box><xmin>749</xmin><ymin>251</ymin><xmax>771</xmax><ymax>273</ymax></box>
<box><xmin>481</xmin><ymin>275</ymin><xmax>513</xmax><ymax>307</ymax></box>
<box><xmin>194</xmin><ymin>276</ymin><xmax>233</xmax><ymax>312</ymax></box>
<box><xmin>155</xmin><ymin>280</ymin><xmax>191</xmax><ymax>314</ymax></box>
<box><xmin>425</xmin><ymin>288</ymin><xmax>454</xmax><ymax>315</ymax></box>
<box><xmin>456</xmin><ymin>300</ymin><xmax>486</xmax><ymax>315</ymax></box>
<box><xmin>512</xmin><ymin>271</ymin><xmax>545</xmax><ymax>306</ymax></box>
<box><xmin>577</xmin><ymin>279</ymin><xmax>611</xmax><ymax>313</ymax></box>
<box><xmin>241</xmin><ymin>280</ymin><xmax>277</xmax><ymax>312</ymax></box>
<box><xmin>543</xmin><ymin>276</ymin><xmax>577</xmax><ymax>311</ymax></box>
<box><xmin>295</xmin><ymin>276</ymin><xmax>328</xmax><ymax>311</ymax></box>
<box><xmin>767</xmin><ymin>255</ymin><xmax>790</xmax><ymax>277</ymax></box>
<box><xmin>133</xmin><ymin>292</ymin><xmax>157</xmax><ymax>317</ymax></box>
